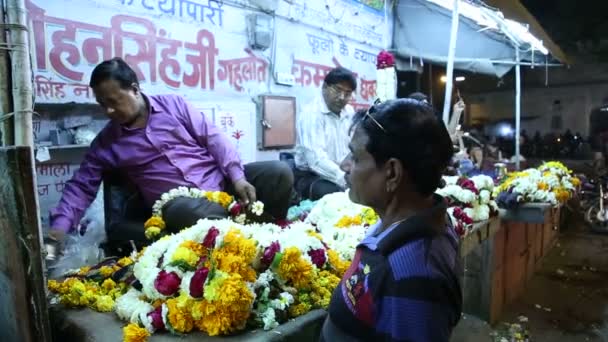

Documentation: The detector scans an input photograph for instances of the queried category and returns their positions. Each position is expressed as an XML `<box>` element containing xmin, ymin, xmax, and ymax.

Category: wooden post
<box><xmin>0</xmin><ymin>147</ymin><xmax>51</xmax><ymax>341</ymax></box>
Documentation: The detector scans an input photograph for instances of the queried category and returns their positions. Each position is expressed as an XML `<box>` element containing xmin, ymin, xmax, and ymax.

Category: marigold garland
<box><xmin>277</xmin><ymin>247</ymin><xmax>314</xmax><ymax>289</ymax></box>
<box><xmin>123</xmin><ymin>323</ymin><xmax>150</xmax><ymax>342</ymax></box>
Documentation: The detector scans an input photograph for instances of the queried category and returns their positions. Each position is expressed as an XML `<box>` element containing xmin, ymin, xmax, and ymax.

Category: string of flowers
<box><xmin>144</xmin><ymin>187</ymin><xmax>264</xmax><ymax>240</ymax></box>
<box><xmin>494</xmin><ymin>161</ymin><xmax>580</xmax><ymax>209</ymax></box>
<box><xmin>436</xmin><ymin>175</ymin><xmax>498</xmax><ymax>236</ymax></box>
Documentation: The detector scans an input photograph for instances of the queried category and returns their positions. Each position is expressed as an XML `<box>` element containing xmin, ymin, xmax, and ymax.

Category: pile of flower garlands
<box><xmin>47</xmin><ymin>190</ymin><xmax>378</xmax><ymax>342</ymax></box>
<box><xmin>494</xmin><ymin>161</ymin><xmax>580</xmax><ymax>209</ymax></box>
<box><xmin>436</xmin><ymin>175</ymin><xmax>498</xmax><ymax>236</ymax></box>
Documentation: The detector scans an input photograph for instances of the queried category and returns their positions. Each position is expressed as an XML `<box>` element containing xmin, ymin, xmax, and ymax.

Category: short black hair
<box><xmin>408</xmin><ymin>92</ymin><xmax>428</xmax><ymax>102</ymax></box>
<box><xmin>323</xmin><ymin>67</ymin><xmax>357</xmax><ymax>91</ymax></box>
<box><xmin>89</xmin><ymin>57</ymin><xmax>139</xmax><ymax>89</ymax></box>
<box><xmin>353</xmin><ymin>99</ymin><xmax>454</xmax><ymax>196</ymax></box>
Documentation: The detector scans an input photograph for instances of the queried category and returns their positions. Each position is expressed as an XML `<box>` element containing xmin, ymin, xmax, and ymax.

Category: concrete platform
<box><xmin>50</xmin><ymin>306</ymin><xmax>325</xmax><ymax>342</ymax></box>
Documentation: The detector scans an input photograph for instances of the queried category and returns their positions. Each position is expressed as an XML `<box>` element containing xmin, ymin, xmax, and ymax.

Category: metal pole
<box><xmin>6</xmin><ymin>0</ymin><xmax>34</xmax><ymax>147</ymax></box>
<box><xmin>0</xmin><ymin>0</ymin><xmax>13</xmax><ymax>146</ymax></box>
<box><xmin>442</xmin><ymin>0</ymin><xmax>460</xmax><ymax>125</ymax></box>
<box><xmin>515</xmin><ymin>46</ymin><xmax>521</xmax><ymax>170</ymax></box>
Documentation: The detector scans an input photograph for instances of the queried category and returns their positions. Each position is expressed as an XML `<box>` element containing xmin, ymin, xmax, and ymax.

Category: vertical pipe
<box><xmin>6</xmin><ymin>0</ymin><xmax>34</xmax><ymax>147</ymax></box>
<box><xmin>442</xmin><ymin>0</ymin><xmax>459</xmax><ymax>124</ymax></box>
<box><xmin>0</xmin><ymin>0</ymin><xmax>13</xmax><ymax>146</ymax></box>
<box><xmin>515</xmin><ymin>46</ymin><xmax>521</xmax><ymax>170</ymax></box>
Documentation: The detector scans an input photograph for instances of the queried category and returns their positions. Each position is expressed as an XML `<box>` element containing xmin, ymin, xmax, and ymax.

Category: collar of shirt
<box><xmin>314</xmin><ymin>95</ymin><xmax>352</xmax><ymax>118</ymax></box>
<box><xmin>358</xmin><ymin>194</ymin><xmax>447</xmax><ymax>253</ymax></box>
<box><xmin>111</xmin><ymin>94</ymin><xmax>162</xmax><ymax>137</ymax></box>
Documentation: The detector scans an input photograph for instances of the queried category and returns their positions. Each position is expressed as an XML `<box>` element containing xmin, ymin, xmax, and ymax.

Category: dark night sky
<box><xmin>521</xmin><ymin>0</ymin><xmax>608</xmax><ymax>60</ymax></box>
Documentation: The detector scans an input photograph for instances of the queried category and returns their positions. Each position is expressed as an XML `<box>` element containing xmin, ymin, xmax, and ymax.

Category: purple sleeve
<box><xmin>178</xmin><ymin>97</ymin><xmax>245</xmax><ymax>183</ymax></box>
<box><xmin>49</xmin><ymin>142</ymin><xmax>107</xmax><ymax>233</ymax></box>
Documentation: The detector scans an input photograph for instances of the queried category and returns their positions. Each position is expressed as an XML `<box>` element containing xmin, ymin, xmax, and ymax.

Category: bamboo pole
<box><xmin>0</xmin><ymin>1</ymin><xmax>14</xmax><ymax>146</ymax></box>
<box><xmin>6</xmin><ymin>0</ymin><xmax>33</xmax><ymax>147</ymax></box>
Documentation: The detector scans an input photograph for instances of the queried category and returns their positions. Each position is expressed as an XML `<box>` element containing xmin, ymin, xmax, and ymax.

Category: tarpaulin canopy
<box><xmin>392</xmin><ymin>0</ymin><xmax>565</xmax><ymax>77</ymax></box>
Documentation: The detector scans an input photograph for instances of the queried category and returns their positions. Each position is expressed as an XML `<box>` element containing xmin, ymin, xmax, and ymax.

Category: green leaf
<box><xmin>271</xmin><ymin>252</ymin><xmax>284</xmax><ymax>270</ymax></box>
<box><xmin>167</xmin><ymin>260</ymin><xmax>196</xmax><ymax>272</ymax></box>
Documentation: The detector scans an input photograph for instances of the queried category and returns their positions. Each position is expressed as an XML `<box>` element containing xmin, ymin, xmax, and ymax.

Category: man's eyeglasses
<box><xmin>328</xmin><ymin>85</ymin><xmax>354</xmax><ymax>99</ymax></box>
<box><xmin>364</xmin><ymin>99</ymin><xmax>386</xmax><ymax>132</ymax></box>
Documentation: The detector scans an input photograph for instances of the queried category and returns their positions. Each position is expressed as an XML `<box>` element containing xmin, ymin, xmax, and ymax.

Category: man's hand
<box><xmin>233</xmin><ymin>179</ymin><xmax>257</xmax><ymax>206</ymax></box>
<box><xmin>44</xmin><ymin>229</ymin><xmax>66</xmax><ymax>263</ymax></box>
<box><xmin>453</xmin><ymin>100</ymin><xmax>465</xmax><ymax>114</ymax></box>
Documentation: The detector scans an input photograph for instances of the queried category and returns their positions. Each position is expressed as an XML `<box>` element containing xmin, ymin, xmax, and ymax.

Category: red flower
<box><xmin>189</xmin><ymin>267</ymin><xmax>210</xmax><ymax>298</ymax></box>
<box><xmin>154</xmin><ymin>271</ymin><xmax>181</xmax><ymax>296</ymax></box>
<box><xmin>202</xmin><ymin>227</ymin><xmax>220</xmax><ymax>249</ymax></box>
<box><xmin>229</xmin><ymin>202</ymin><xmax>242</xmax><ymax>216</ymax></box>
<box><xmin>308</xmin><ymin>248</ymin><xmax>327</xmax><ymax>268</ymax></box>
<box><xmin>376</xmin><ymin>50</ymin><xmax>396</xmax><ymax>69</ymax></box>
<box><xmin>261</xmin><ymin>241</ymin><xmax>281</xmax><ymax>266</ymax></box>
<box><xmin>460</xmin><ymin>212</ymin><xmax>474</xmax><ymax>225</ymax></box>
<box><xmin>457</xmin><ymin>178</ymin><xmax>479</xmax><ymax>194</ymax></box>
<box><xmin>454</xmin><ymin>223</ymin><xmax>466</xmax><ymax>236</ymax></box>
<box><xmin>147</xmin><ymin>307</ymin><xmax>165</xmax><ymax>331</ymax></box>
<box><xmin>275</xmin><ymin>219</ymin><xmax>290</xmax><ymax>228</ymax></box>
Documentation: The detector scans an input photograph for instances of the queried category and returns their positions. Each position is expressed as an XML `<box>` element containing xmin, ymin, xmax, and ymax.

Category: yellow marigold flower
<box><xmin>310</xmin><ymin>270</ymin><xmax>340</xmax><ymax>309</ymax></box>
<box><xmin>361</xmin><ymin>208</ymin><xmax>379</xmax><ymax>225</ymax></box>
<box><xmin>77</xmin><ymin>266</ymin><xmax>91</xmax><ymax>276</ymax></box>
<box><xmin>99</xmin><ymin>266</ymin><xmax>114</xmax><ymax>278</ymax></box>
<box><xmin>144</xmin><ymin>227</ymin><xmax>161</xmax><ymax>240</ymax></box>
<box><xmin>277</xmin><ymin>247</ymin><xmax>313</xmax><ymax>289</ymax></box>
<box><xmin>171</xmin><ymin>246</ymin><xmax>200</xmax><ymax>267</ymax></box>
<box><xmin>96</xmin><ymin>295</ymin><xmax>115</xmax><ymax>312</ymax></box>
<box><xmin>537</xmin><ymin>182</ymin><xmax>549</xmax><ymax>191</ymax></box>
<box><xmin>335</xmin><ymin>215</ymin><xmax>362</xmax><ymax>228</ymax></box>
<box><xmin>180</xmin><ymin>240</ymin><xmax>206</xmax><ymax>257</ymax></box>
<box><xmin>212</xmin><ymin>229</ymin><xmax>257</xmax><ymax>282</ymax></box>
<box><xmin>327</xmin><ymin>250</ymin><xmax>350</xmax><ymax>277</ymax></box>
<box><xmin>48</xmin><ymin>279</ymin><xmax>62</xmax><ymax>293</ymax></box>
<box><xmin>289</xmin><ymin>302</ymin><xmax>312</xmax><ymax>318</ymax></box>
<box><xmin>101</xmin><ymin>278</ymin><xmax>117</xmax><ymax>292</ymax></box>
<box><xmin>165</xmin><ymin>298</ymin><xmax>194</xmax><ymax>333</ymax></box>
<box><xmin>307</xmin><ymin>230</ymin><xmax>324</xmax><ymax>241</ymax></box>
<box><xmin>196</xmin><ymin>274</ymin><xmax>254</xmax><ymax>336</ymax></box>
<box><xmin>117</xmin><ymin>257</ymin><xmax>134</xmax><ymax>267</ymax></box>
<box><xmin>572</xmin><ymin>177</ymin><xmax>581</xmax><ymax>187</ymax></box>
<box><xmin>123</xmin><ymin>323</ymin><xmax>150</xmax><ymax>342</ymax></box>
<box><xmin>144</xmin><ymin>216</ymin><xmax>165</xmax><ymax>230</ymax></box>
<box><xmin>217</xmin><ymin>192</ymin><xmax>234</xmax><ymax>208</ymax></box>
<box><xmin>204</xmin><ymin>271</ymin><xmax>228</xmax><ymax>302</ymax></box>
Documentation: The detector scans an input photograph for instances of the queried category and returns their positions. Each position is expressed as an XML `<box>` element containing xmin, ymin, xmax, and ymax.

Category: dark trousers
<box><xmin>294</xmin><ymin>169</ymin><xmax>343</xmax><ymax>201</ymax></box>
<box><xmin>162</xmin><ymin>160</ymin><xmax>294</xmax><ymax>233</ymax></box>
<box><xmin>105</xmin><ymin>161</ymin><xmax>294</xmax><ymax>249</ymax></box>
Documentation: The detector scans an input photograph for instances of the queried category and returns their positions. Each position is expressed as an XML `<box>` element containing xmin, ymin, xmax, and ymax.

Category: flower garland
<box><xmin>494</xmin><ymin>161</ymin><xmax>579</xmax><ymax>208</ymax></box>
<box><xmin>48</xmin><ymin>192</ymin><xmax>374</xmax><ymax>342</ymax></box>
<box><xmin>376</xmin><ymin>50</ymin><xmax>397</xmax><ymax>102</ymax></box>
<box><xmin>436</xmin><ymin>175</ymin><xmax>498</xmax><ymax>236</ymax></box>
<box><xmin>47</xmin><ymin>257</ymin><xmax>133</xmax><ymax>312</ymax></box>
<box><xmin>144</xmin><ymin>187</ymin><xmax>264</xmax><ymax>240</ymax></box>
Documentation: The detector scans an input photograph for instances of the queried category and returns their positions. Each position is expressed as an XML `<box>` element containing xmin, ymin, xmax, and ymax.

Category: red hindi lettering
<box><xmin>360</xmin><ymin>79</ymin><xmax>377</xmax><ymax>101</ymax></box>
<box><xmin>112</xmin><ymin>15</ymin><xmax>158</xmax><ymax>82</ymax></box>
<box><xmin>184</xmin><ymin>29</ymin><xmax>217</xmax><ymax>89</ymax></box>
<box><xmin>291</xmin><ymin>59</ymin><xmax>314</xmax><ymax>87</ymax></box>
<box><xmin>27</xmin><ymin>0</ymin><xmax>48</xmax><ymax>70</ymax></box>
<box><xmin>82</xmin><ymin>27</ymin><xmax>113</xmax><ymax>66</ymax></box>
<box><xmin>217</xmin><ymin>48</ymin><xmax>267</xmax><ymax>92</ymax></box>
<box><xmin>158</xmin><ymin>31</ymin><xmax>183</xmax><ymax>88</ymax></box>
<box><xmin>50</xmin><ymin>22</ymin><xmax>84</xmax><ymax>81</ymax></box>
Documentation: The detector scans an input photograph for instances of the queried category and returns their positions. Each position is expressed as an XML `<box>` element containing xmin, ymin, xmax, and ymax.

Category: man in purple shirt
<box><xmin>47</xmin><ymin>58</ymin><xmax>294</xmax><ymax>246</ymax></box>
